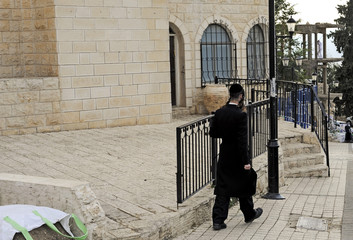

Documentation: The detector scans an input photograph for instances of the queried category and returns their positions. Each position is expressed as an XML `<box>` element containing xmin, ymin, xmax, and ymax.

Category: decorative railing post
<box><xmin>324</xmin><ymin>115</ymin><xmax>330</xmax><ymax>177</ymax></box>
<box><xmin>214</xmin><ymin>76</ymin><xmax>219</xmax><ymax>84</ymax></box>
<box><xmin>176</xmin><ymin>127</ymin><xmax>182</xmax><ymax>204</ymax></box>
<box><xmin>248</xmin><ymin>102</ymin><xmax>253</xmax><ymax>162</ymax></box>
<box><xmin>294</xmin><ymin>83</ymin><xmax>298</xmax><ymax>128</ymax></box>
<box><xmin>311</xmin><ymin>85</ymin><xmax>315</xmax><ymax>132</ymax></box>
<box><xmin>211</xmin><ymin>136</ymin><xmax>218</xmax><ymax>186</ymax></box>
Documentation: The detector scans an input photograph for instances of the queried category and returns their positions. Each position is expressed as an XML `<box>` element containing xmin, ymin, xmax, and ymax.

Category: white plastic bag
<box><xmin>0</xmin><ymin>205</ymin><xmax>73</xmax><ymax>240</ymax></box>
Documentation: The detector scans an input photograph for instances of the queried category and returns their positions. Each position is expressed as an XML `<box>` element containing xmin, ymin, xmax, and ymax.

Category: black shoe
<box><xmin>213</xmin><ymin>223</ymin><xmax>227</xmax><ymax>230</ymax></box>
<box><xmin>245</xmin><ymin>208</ymin><xmax>263</xmax><ymax>223</ymax></box>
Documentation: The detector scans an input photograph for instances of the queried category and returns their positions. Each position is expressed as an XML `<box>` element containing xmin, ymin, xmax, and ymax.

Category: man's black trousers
<box><xmin>212</xmin><ymin>195</ymin><xmax>256</xmax><ymax>223</ymax></box>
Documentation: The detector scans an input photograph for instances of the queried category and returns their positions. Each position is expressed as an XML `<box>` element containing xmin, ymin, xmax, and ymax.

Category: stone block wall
<box><xmin>168</xmin><ymin>0</ymin><xmax>268</xmax><ymax>113</ymax></box>
<box><xmin>0</xmin><ymin>0</ymin><xmax>172</xmax><ymax>135</ymax></box>
<box><xmin>0</xmin><ymin>0</ymin><xmax>269</xmax><ymax>135</ymax></box>
<box><xmin>0</xmin><ymin>77</ymin><xmax>61</xmax><ymax>135</ymax></box>
<box><xmin>0</xmin><ymin>0</ymin><xmax>58</xmax><ymax>78</ymax></box>
<box><xmin>55</xmin><ymin>0</ymin><xmax>172</xmax><ymax>130</ymax></box>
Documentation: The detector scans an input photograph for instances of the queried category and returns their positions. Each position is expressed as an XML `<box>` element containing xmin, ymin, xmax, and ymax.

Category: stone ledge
<box><xmin>0</xmin><ymin>173</ymin><xmax>107</xmax><ymax>240</ymax></box>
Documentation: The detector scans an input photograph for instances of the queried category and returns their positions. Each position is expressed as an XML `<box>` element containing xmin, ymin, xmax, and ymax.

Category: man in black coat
<box><xmin>210</xmin><ymin>83</ymin><xmax>262</xmax><ymax>230</ymax></box>
<box><xmin>345</xmin><ymin>121</ymin><xmax>352</xmax><ymax>142</ymax></box>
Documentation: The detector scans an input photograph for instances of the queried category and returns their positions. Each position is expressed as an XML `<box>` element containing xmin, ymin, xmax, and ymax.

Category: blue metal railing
<box><xmin>176</xmin><ymin>80</ymin><xmax>331</xmax><ymax>205</ymax></box>
<box><xmin>277</xmin><ymin>80</ymin><xmax>330</xmax><ymax>176</ymax></box>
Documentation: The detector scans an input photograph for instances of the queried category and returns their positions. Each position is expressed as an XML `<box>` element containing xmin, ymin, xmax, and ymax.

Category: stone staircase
<box><xmin>279</xmin><ymin>121</ymin><xmax>329</xmax><ymax>178</ymax></box>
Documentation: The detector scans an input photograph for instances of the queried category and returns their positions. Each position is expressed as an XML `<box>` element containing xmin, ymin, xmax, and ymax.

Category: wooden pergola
<box><xmin>296</xmin><ymin>22</ymin><xmax>343</xmax><ymax>94</ymax></box>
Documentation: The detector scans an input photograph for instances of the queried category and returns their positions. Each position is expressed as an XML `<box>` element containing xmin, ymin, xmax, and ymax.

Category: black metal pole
<box><xmin>248</xmin><ymin>103</ymin><xmax>253</xmax><ymax>163</ymax></box>
<box><xmin>327</xmin><ymin>85</ymin><xmax>331</xmax><ymax>125</ymax></box>
<box><xmin>251</xmin><ymin>88</ymin><xmax>255</xmax><ymax>103</ymax></box>
<box><xmin>211</xmin><ymin>137</ymin><xmax>217</xmax><ymax>185</ymax></box>
<box><xmin>263</xmin><ymin>0</ymin><xmax>285</xmax><ymax>200</ymax></box>
<box><xmin>311</xmin><ymin>85</ymin><xmax>315</xmax><ymax>132</ymax></box>
<box><xmin>324</xmin><ymin>115</ymin><xmax>330</xmax><ymax>177</ymax></box>
<box><xmin>294</xmin><ymin>83</ymin><xmax>297</xmax><ymax>128</ymax></box>
<box><xmin>176</xmin><ymin>127</ymin><xmax>182</xmax><ymax>204</ymax></box>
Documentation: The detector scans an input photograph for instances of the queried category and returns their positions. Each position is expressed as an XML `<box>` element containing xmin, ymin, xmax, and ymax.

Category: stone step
<box><xmin>172</xmin><ymin>107</ymin><xmax>191</xmax><ymax>118</ymax></box>
<box><xmin>284</xmin><ymin>164</ymin><xmax>329</xmax><ymax>178</ymax></box>
<box><xmin>279</xmin><ymin>134</ymin><xmax>304</xmax><ymax>145</ymax></box>
<box><xmin>281</xmin><ymin>143</ymin><xmax>321</xmax><ymax>157</ymax></box>
<box><xmin>283</xmin><ymin>153</ymin><xmax>325</xmax><ymax>169</ymax></box>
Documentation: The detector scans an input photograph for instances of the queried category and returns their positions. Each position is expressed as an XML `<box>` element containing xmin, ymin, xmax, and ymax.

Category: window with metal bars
<box><xmin>247</xmin><ymin>25</ymin><xmax>266</xmax><ymax>79</ymax></box>
<box><xmin>201</xmin><ymin>24</ymin><xmax>236</xmax><ymax>86</ymax></box>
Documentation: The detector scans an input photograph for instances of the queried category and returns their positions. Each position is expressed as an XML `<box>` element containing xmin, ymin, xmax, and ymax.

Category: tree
<box><xmin>275</xmin><ymin>0</ymin><xmax>304</xmax><ymax>82</ymax></box>
<box><xmin>329</xmin><ymin>0</ymin><xmax>353</xmax><ymax>116</ymax></box>
<box><xmin>326</xmin><ymin>63</ymin><xmax>340</xmax><ymax>91</ymax></box>
<box><xmin>275</xmin><ymin>0</ymin><xmax>297</xmax><ymax>36</ymax></box>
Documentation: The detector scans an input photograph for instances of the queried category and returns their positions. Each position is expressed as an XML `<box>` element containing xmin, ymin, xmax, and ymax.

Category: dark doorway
<box><xmin>169</xmin><ymin>28</ymin><xmax>177</xmax><ymax>106</ymax></box>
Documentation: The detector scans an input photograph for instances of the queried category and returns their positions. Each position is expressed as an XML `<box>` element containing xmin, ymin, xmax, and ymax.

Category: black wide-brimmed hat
<box><xmin>229</xmin><ymin>83</ymin><xmax>244</xmax><ymax>97</ymax></box>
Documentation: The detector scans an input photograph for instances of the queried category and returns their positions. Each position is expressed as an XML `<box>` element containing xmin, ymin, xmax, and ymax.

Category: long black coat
<box><xmin>210</xmin><ymin>103</ymin><xmax>257</xmax><ymax>197</ymax></box>
<box><xmin>345</xmin><ymin>125</ymin><xmax>352</xmax><ymax>141</ymax></box>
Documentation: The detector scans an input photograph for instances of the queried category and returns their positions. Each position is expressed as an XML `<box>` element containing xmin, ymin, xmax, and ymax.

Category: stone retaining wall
<box><xmin>0</xmin><ymin>173</ymin><xmax>107</xmax><ymax>240</ymax></box>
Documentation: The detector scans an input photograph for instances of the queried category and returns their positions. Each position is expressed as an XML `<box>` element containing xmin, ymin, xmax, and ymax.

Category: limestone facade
<box><xmin>0</xmin><ymin>0</ymin><xmax>268</xmax><ymax>135</ymax></box>
<box><xmin>0</xmin><ymin>0</ymin><xmax>57</xmax><ymax>78</ymax></box>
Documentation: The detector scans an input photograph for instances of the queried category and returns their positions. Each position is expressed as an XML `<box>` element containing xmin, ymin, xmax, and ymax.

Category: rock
<box><xmin>203</xmin><ymin>84</ymin><xmax>228</xmax><ymax>114</ymax></box>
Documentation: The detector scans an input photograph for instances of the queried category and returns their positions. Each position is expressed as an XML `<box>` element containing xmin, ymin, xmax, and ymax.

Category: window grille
<box><xmin>201</xmin><ymin>24</ymin><xmax>237</xmax><ymax>86</ymax></box>
<box><xmin>247</xmin><ymin>25</ymin><xmax>266</xmax><ymax>79</ymax></box>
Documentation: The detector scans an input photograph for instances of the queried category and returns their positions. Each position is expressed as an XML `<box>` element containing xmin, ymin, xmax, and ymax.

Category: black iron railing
<box><xmin>176</xmin><ymin>97</ymin><xmax>270</xmax><ymax>204</ymax></box>
<box><xmin>176</xmin><ymin>115</ymin><xmax>216</xmax><ymax>204</ymax></box>
<box><xmin>277</xmin><ymin>80</ymin><xmax>330</xmax><ymax>176</ymax></box>
<box><xmin>214</xmin><ymin>77</ymin><xmax>269</xmax><ymax>102</ymax></box>
<box><xmin>311</xmin><ymin>86</ymin><xmax>330</xmax><ymax>176</ymax></box>
<box><xmin>177</xmin><ymin>80</ymin><xmax>330</xmax><ymax>204</ymax></box>
<box><xmin>247</xmin><ymin>99</ymin><xmax>271</xmax><ymax>160</ymax></box>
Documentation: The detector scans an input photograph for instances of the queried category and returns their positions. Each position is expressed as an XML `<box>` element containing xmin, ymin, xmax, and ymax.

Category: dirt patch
<box><xmin>13</xmin><ymin>219</ymin><xmax>84</xmax><ymax>240</ymax></box>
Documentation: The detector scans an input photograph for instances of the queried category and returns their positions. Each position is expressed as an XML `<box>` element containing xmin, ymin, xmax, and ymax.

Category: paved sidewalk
<box><xmin>0</xmin><ymin>116</ymin><xmax>352</xmax><ymax>239</ymax></box>
<box><xmin>0</xmin><ymin>115</ymin><xmax>208</xmax><ymax>239</ymax></box>
<box><xmin>174</xmin><ymin>141</ymin><xmax>353</xmax><ymax>240</ymax></box>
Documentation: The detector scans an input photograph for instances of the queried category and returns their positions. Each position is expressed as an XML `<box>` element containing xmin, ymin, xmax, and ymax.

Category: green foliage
<box><xmin>275</xmin><ymin>0</ymin><xmax>297</xmax><ymax>53</ymax></box>
<box><xmin>275</xmin><ymin>0</ymin><xmax>298</xmax><ymax>35</ymax></box>
<box><xmin>329</xmin><ymin>0</ymin><xmax>353</xmax><ymax>116</ymax></box>
<box><xmin>275</xmin><ymin>0</ymin><xmax>305</xmax><ymax>82</ymax></box>
<box><xmin>326</xmin><ymin>63</ymin><xmax>340</xmax><ymax>91</ymax></box>
<box><xmin>329</xmin><ymin>0</ymin><xmax>353</xmax><ymax>53</ymax></box>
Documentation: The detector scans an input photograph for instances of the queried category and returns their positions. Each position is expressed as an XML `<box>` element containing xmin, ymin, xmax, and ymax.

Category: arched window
<box><xmin>201</xmin><ymin>24</ymin><xmax>236</xmax><ymax>85</ymax></box>
<box><xmin>247</xmin><ymin>25</ymin><xmax>265</xmax><ymax>79</ymax></box>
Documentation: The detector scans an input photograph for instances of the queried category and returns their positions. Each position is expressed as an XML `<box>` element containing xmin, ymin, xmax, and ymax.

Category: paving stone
<box><xmin>296</xmin><ymin>216</ymin><xmax>328</xmax><ymax>231</ymax></box>
<box><xmin>0</xmin><ymin>118</ymin><xmax>352</xmax><ymax>239</ymax></box>
<box><xmin>174</xmin><ymin>126</ymin><xmax>351</xmax><ymax>239</ymax></box>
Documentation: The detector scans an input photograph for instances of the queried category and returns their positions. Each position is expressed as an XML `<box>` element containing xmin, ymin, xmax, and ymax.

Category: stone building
<box><xmin>0</xmin><ymin>0</ymin><xmax>269</xmax><ymax>135</ymax></box>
